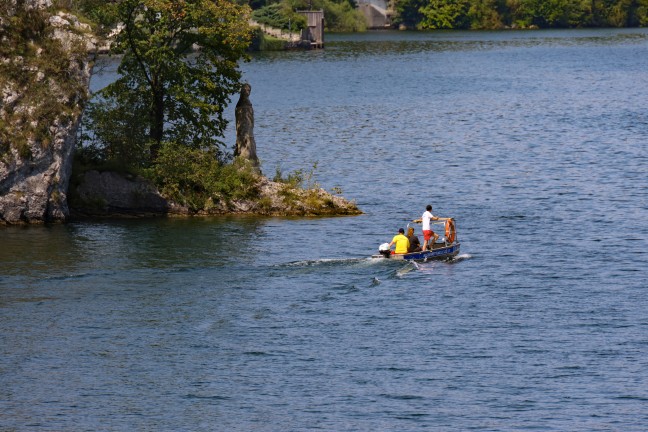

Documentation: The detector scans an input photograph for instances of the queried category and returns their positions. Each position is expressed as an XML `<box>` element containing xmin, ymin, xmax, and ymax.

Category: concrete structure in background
<box><xmin>358</xmin><ymin>0</ymin><xmax>394</xmax><ymax>29</ymax></box>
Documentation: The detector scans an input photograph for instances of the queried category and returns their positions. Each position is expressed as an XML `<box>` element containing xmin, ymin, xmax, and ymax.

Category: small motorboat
<box><xmin>373</xmin><ymin>219</ymin><xmax>460</xmax><ymax>262</ymax></box>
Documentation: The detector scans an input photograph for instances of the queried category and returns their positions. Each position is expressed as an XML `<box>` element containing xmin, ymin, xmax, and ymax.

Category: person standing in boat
<box><xmin>413</xmin><ymin>205</ymin><xmax>452</xmax><ymax>251</ymax></box>
<box><xmin>388</xmin><ymin>228</ymin><xmax>410</xmax><ymax>254</ymax></box>
<box><xmin>407</xmin><ymin>227</ymin><xmax>422</xmax><ymax>252</ymax></box>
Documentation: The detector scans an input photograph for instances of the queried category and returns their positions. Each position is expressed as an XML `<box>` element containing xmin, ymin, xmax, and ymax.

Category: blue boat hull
<box><xmin>373</xmin><ymin>242</ymin><xmax>460</xmax><ymax>261</ymax></box>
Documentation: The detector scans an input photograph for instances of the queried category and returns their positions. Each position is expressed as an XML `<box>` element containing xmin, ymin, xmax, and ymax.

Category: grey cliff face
<box><xmin>0</xmin><ymin>120</ymin><xmax>77</xmax><ymax>223</ymax></box>
<box><xmin>0</xmin><ymin>1</ymin><xmax>92</xmax><ymax>224</ymax></box>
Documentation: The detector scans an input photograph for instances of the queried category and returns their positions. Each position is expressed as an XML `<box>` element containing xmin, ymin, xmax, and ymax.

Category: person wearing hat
<box><xmin>388</xmin><ymin>228</ymin><xmax>410</xmax><ymax>254</ymax></box>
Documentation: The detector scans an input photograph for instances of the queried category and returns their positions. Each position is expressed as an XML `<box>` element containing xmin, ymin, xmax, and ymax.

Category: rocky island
<box><xmin>0</xmin><ymin>0</ymin><xmax>360</xmax><ymax>225</ymax></box>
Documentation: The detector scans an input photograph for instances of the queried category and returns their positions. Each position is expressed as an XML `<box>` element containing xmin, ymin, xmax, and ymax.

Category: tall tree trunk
<box><xmin>149</xmin><ymin>81</ymin><xmax>164</xmax><ymax>160</ymax></box>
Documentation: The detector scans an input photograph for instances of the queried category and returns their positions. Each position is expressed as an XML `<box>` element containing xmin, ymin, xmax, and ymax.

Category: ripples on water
<box><xmin>2</xmin><ymin>29</ymin><xmax>648</xmax><ymax>430</ymax></box>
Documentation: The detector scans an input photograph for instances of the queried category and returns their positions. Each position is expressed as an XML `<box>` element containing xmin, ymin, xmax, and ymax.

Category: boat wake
<box><xmin>276</xmin><ymin>256</ymin><xmax>413</xmax><ymax>287</ymax></box>
<box><xmin>275</xmin><ymin>252</ymin><xmax>469</xmax><ymax>286</ymax></box>
<box><xmin>452</xmin><ymin>253</ymin><xmax>472</xmax><ymax>262</ymax></box>
<box><xmin>279</xmin><ymin>257</ymin><xmax>385</xmax><ymax>268</ymax></box>
<box><xmin>280</xmin><ymin>251</ymin><xmax>471</xmax><ymax>269</ymax></box>
<box><xmin>396</xmin><ymin>263</ymin><xmax>418</xmax><ymax>277</ymax></box>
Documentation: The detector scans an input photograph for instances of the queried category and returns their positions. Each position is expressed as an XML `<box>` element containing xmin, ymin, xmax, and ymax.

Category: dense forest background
<box><xmin>395</xmin><ymin>0</ymin><xmax>648</xmax><ymax>29</ymax></box>
<box><xmin>250</xmin><ymin>0</ymin><xmax>648</xmax><ymax>31</ymax></box>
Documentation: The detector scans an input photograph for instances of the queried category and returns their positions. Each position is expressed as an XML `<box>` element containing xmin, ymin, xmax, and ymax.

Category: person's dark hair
<box><xmin>398</xmin><ymin>228</ymin><xmax>405</xmax><ymax>234</ymax></box>
<box><xmin>426</xmin><ymin>205</ymin><xmax>432</xmax><ymax>211</ymax></box>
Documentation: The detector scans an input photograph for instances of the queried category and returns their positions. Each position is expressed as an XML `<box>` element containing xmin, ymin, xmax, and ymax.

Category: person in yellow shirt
<box><xmin>389</xmin><ymin>228</ymin><xmax>410</xmax><ymax>254</ymax></box>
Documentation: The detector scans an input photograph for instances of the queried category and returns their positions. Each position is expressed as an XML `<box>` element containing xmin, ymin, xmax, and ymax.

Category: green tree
<box><xmin>606</xmin><ymin>0</ymin><xmax>648</xmax><ymax>26</ymax></box>
<box><xmin>419</xmin><ymin>0</ymin><xmax>471</xmax><ymax>29</ymax></box>
<box><xmin>320</xmin><ymin>0</ymin><xmax>367</xmax><ymax>31</ymax></box>
<box><xmin>394</xmin><ymin>0</ymin><xmax>427</xmax><ymax>27</ymax></box>
<box><xmin>251</xmin><ymin>3</ymin><xmax>306</xmax><ymax>31</ymax></box>
<box><xmin>566</xmin><ymin>0</ymin><xmax>596</xmax><ymax>27</ymax></box>
<box><xmin>86</xmin><ymin>0</ymin><xmax>252</xmax><ymax>164</ymax></box>
<box><xmin>394</xmin><ymin>0</ymin><xmax>648</xmax><ymax>29</ymax></box>
<box><xmin>467</xmin><ymin>0</ymin><xmax>505</xmax><ymax>28</ymax></box>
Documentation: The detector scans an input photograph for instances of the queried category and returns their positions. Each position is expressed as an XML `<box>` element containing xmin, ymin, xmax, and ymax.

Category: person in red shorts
<box><xmin>412</xmin><ymin>204</ymin><xmax>452</xmax><ymax>251</ymax></box>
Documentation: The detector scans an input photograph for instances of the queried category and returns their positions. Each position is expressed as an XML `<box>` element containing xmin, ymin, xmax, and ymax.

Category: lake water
<box><xmin>2</xmin><ymin>29</ymin><xmax>648</xmax><ymax>430</ymax></box>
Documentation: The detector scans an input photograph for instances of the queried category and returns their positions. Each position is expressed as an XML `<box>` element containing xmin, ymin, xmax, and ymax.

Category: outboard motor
<box><xmin>378</xmin><ymin>242</ymin><xmax>391</xmax><ymax>258</ymax></box>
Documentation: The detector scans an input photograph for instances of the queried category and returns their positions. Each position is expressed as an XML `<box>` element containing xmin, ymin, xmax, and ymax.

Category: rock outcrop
<box><xmin>234</xmin><ymin>83</ymin><xmax>261</xmax><ymax>172</ymax></box>
<box><xmin>70</xmin><ymin>170</ymin><xmax>170</xmax><ymax>218</ymax></box>
<box><xmin>0</xmin><ymin>0</ymin><xmax>93</xmax><ymax>224</ymax></box>
<box><xmin>69</xmin><ymin>170</ymin><xmax>361</xmax><ymax>218</ymax></box>
<box><xmin>1</xmin><ymin>2</ymin><xmax>360</xmax><ymax>223</ymax></box>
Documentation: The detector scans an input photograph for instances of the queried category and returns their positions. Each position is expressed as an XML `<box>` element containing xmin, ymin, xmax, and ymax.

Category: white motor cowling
<box><xmin>378</xmin><ymin>242</ymin><xmax>391</xmax><ymax>257</ymax></box>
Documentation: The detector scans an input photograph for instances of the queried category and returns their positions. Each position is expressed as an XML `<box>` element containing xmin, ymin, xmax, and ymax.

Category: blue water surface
<box><xmin>2</xmin><ymin>28</ymin><xmax>648</xmax><ymax>431</ymax></box>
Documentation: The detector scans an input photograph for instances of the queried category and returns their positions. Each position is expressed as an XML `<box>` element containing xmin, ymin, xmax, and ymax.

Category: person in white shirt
<box><xmin>412</xmin><ymin>204</ymin><xmax>452</xmax><ymax>251</ymax></box>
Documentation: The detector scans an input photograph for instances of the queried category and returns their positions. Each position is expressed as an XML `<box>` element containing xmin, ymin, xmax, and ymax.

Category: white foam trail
<box><xmin>453</xmin><ymin>253</ymin><xmax>472</xmax><ymax>262</ymax></box>
<box><xmin>281</xmin><ymin>257</ymin><xmax>385</xmax><ymax>268</ymax></box>
<box><xmin>396</xmin><ymin>265</ymin><xmax>417</xmax><ymax>277</ymax></box>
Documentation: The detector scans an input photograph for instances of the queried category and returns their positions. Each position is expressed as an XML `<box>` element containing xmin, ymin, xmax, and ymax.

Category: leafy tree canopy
<box><xmin>419</xmin><ymin>0</ymin><xmax>470</xmax><ymax>29</ymax></box>
<box><xmin>83</xmin><ymin>0</ymin><xmax>253</xmax><ymax>166</ymax></box>
<box><xmin>394</xmin><ymin>0</ymin><xmax>648</xmax><ymax>29</ymax></box>
<box><xmin>251</xmin><ymin>3</ymin><xmax>307</xmax><ymax>32</ymax></box>
<box><xmin>250</xmin><ymin>0</ymin><xmax>366</xmax><ymax>32</ymax></box>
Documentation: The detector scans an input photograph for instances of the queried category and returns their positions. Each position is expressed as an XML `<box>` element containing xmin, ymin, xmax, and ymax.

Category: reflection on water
<box><xmin>255</xmin><ymin>28</ymin><xmax>648</xmax><ymax>60</ymax></box>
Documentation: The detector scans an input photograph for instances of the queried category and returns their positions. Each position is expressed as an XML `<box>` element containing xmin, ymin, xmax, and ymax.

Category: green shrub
<box><xmin>146</xmin><ymin>142</ymin><xmax>260</xmax><ymax>211</ymax></box>
<box><xmin>320</xmin><ymin>0</ymin><xmax>367</xmax><ymax>31</ymax></box>
<box><xmin>79</xmin><ymin>94</ymin><xmax>153</xmax><ymax>169</ymax></box>
<box><xmin>273</xmin><ymin>162</ymin><xmax>318</xmax><ymax>189</ymax></box>
<box><xmin>252</xmin><ymin>3</ymin><xmax>307</xmax><ymax>31</ymax></box>
<box><xmin>249</xmin><ymin>27</ymin><xmax>288</xmax><ymax>51</ymax></box>
<box><xmin>252</xmin><ymin>0</ymin><xmax>366</xmax><ymax>32</ymax></box>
